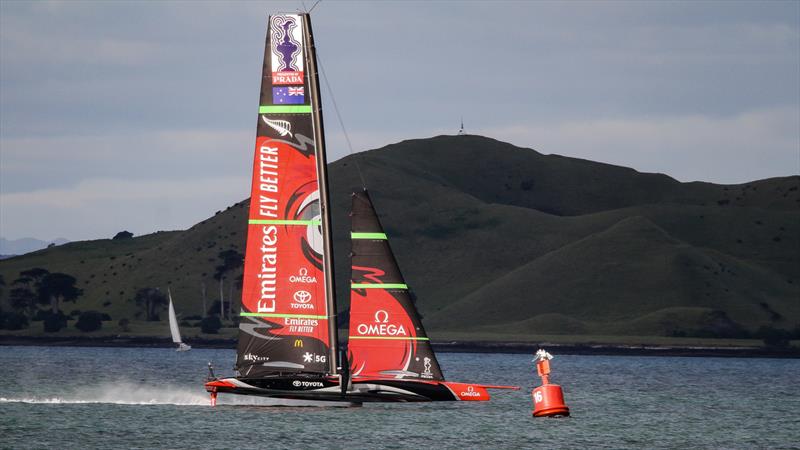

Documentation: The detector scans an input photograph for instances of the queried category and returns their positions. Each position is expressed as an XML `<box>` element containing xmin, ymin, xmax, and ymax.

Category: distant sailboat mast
<box><xmin>458</xmin><ymin>117</ymin><xmax>465</xmax><ymax>135</ymax></box>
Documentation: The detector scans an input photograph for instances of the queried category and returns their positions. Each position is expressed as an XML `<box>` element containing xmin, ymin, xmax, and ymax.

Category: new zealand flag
<box><xmin>273</xmin><ymin>86</ymin><xmax>304</xmax><ymax>104</ymax></box>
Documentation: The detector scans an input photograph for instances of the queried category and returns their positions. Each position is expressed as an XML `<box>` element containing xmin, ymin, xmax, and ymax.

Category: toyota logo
<box><xmin>293</xmin><ymin>290</ymin><xmax>312</xmax><ymax>303</ymax></box>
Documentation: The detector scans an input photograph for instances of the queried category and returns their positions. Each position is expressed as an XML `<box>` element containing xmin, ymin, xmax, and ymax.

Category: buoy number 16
<box><xmin>534</xmin><ymin>391</ymin><xmax>543</xmax><ymax>403</ymax></box>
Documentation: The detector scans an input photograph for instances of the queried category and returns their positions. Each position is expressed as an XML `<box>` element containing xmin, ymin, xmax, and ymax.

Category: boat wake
<box><xmin>0</xmin><ymin>381</ymin><xmax>357</xmax><ymax>407</ymax></box>
<box><xmin>0</xmin><ymin>382</ymin><xmax>208</xmax><ymax>406</ymax></box>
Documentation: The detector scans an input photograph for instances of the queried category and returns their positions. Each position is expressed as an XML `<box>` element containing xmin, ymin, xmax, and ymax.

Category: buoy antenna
<box><xmin>533</xmin><ymin>349</ymin><xmax>553</xmax><ymax>362</ymax></box>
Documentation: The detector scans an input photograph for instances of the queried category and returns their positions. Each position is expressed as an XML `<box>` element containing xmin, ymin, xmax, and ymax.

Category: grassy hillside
<box><xmin>0</xmin><ymin>204</ymin><xmax>248</xmax><ymax>322</ymax></box>
<box><xmin>1</xmin><ymin>135</ymin><xmax>798</xmax><ymax>341</ymax></box>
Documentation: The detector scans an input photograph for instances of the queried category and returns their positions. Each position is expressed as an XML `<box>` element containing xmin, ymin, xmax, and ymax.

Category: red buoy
<box><xmin>531</xmin><ymin>349</ymin><xmax>570</xmax><ymax>417</ymax></box>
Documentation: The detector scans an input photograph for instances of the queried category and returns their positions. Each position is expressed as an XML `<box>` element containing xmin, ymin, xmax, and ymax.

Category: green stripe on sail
<box><xmin>249</xmin><ymin>219</ymin><xmax>321</xmax><ymax>225</ymax></box>
<box><xmin>240</xmin><ymin>312</ymin><xmax>328</xmax><ymax>320</ymax></box>
<box><xmin>350</xmin><ymin>283</ymin><xmax>408</xmax><ymax>289</ymax></box>
<box><xmin>348</xmin><ymin>336</ymin><xmax>430</xmax><ymax>341</ymax></box>
<box><xmin>259</xmin><ymin>105</ymin><xmax>312</xmax><ymax>114</ymax></box>
<box><xmin>351</xmin><ymin>232</ymin><xmax>388</xmax><ymax>240</ymax></box>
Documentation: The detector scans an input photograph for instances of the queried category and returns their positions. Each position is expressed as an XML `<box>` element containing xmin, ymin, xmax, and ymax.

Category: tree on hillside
<box><xmin>133</xmin><ymin>287</ymin><xmax>167</xmax><ymax>321</ymax></box>
<box><xmin>37</xmin><ymin>273</ymin><xmax>83</xmax><ymax>314</ymax></box>
<box><xmin>207</xmin><ymin>300</ymin><xmax>230</xmax><ymax>318</ymax></box>
<box><xmin>113</xmin><ymin>231</ymin><xmax>134</xmax><ymax>240</ymax></box>
<box><xmin>6</xmin><ymin>268</ymin><xmax>50</xmax><ymax>319</ymax></box>
<box><xmin>9</xmin><ymin>287</ymin><xmax>38</xmax><ymax>317</ymax></box>
<box><xmin>1</xmin><ymin>284</ymin><xmax>30</xmax><ymax>329</ymax></box>
<box><xmin>75</xmin><ymin>311</ymin><xmax>104</xmax><ymax>332</ymax></box>
<box><xmin>213</xmin><ymin>249</ymin><xmax>243</xmax><ymax>320</ymax></box>
<box><xmin>16</xmin><ymin>268</ymin><xmax>50</xmax><ymax>289</ymax></box>
<box><xmin>200</xmin><ymin>315</ymin><xmax>222</xmax><ymax>334</ymax></box>
<box><xmin>200</xmin><ymin>282</ymin><xmax>207</xmax><ymax>318</ymax></box>
<box><xmin>233</xmin><ymin>274</ymin><xmax>244</xmax><ymax>319</ymax></box>
<box><xmin>216</xmin><ymin>250</ymin><xmax>244</xmax><ymax>273</ymax></box>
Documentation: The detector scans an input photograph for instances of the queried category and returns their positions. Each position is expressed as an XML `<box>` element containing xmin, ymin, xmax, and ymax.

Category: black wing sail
<box><xmin>347</xmin><ymin>190</ymin><xmax>444</xmax><ymax>381</ymax></box>
<box><xmin>235</xmin><ymin>12</ymin><xmax>337</xmax><ymax>378</ymax></box>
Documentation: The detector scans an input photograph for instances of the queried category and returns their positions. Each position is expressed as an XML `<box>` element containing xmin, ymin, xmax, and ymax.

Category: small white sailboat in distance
<box><xmin>168</xmin><ymin>288</ymin><xmax>191</xmax><ymax>352</ymax></box>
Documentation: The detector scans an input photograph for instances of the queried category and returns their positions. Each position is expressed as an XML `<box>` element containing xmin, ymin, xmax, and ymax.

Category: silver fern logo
<box><xmin>261</xmin><ymin>116</ymin><xmax>292</xmax><ymax>137</ymax></box>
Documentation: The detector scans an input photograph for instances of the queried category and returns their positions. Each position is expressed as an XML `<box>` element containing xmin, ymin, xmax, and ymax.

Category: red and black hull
<box><xmin>206</xmin><ymin>376</ymin><xmax>516</xmax><ymax>403</ymax></box>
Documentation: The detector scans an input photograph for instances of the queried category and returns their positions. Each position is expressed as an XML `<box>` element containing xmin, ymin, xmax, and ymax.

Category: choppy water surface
<box><xmin>1</xmin><ymin>346</ymin><xmax>798</xmax><ymax>449</ymax></box>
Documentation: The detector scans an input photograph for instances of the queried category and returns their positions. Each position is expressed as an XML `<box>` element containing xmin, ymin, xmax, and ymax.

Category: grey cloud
<box><xmin>1</xmin><ymin>0</ymin><xmax>798</xmax><ymax>240</ymax></box>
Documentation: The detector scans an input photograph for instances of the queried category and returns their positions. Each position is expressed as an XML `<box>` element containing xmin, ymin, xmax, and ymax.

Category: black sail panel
<box><xmin>348</xmin><ymin>190</ymin><xmax>444</xmax><ymax>381</ymax></box>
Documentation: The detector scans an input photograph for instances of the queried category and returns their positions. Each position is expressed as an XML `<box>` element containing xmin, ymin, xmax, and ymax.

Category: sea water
<box><xmin>1</xmin><ymin>346</ymin><xmax>798</xmax><ymax>449</ymax></box>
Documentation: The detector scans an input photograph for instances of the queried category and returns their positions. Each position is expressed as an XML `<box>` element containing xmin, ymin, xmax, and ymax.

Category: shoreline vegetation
<box><xmin>2</xmin><ymin>333</ymin><xmax>797</xmax><ymax>358</ymax></box>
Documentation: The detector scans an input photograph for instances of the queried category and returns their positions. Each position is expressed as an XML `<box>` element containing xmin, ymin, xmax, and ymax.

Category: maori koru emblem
<box><xmin>272</xmin><ymin>16</ymin><xmax>300</xmax><ymax>72</ymax></box>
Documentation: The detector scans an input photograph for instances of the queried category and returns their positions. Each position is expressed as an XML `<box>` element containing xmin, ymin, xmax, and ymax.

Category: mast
<box><xmin>302</xmin><ymin>13</ymin><xmax>339</xmax><ymax>376</ymax></box>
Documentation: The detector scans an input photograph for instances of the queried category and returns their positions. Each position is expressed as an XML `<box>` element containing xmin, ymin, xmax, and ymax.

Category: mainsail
<box><xmin>348</xmin><ymin>190</ymin><xmax>444</xmax><ymax>381</ymax></box>
<box><xmin>236</xmin><ymin>13</ymin><xmax>337</xmax><ymax>378</ymax></box>
<box><xmin>168</xmin><ymin>290</ymin><xmax>182</xmax><ymax>345</ymax></box>
<box><xmin>168</xmin><ymin>289</ymin><xmax>191</xmax><ymax>351</ymax></box>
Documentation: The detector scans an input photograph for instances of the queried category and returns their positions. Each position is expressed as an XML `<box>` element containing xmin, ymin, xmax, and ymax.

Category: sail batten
<box><xmin>248</xmin><ymin>219</ymin><xmax>321</xmax><ymax>225</ymax></box>
<box><xmin>241</xmin><ymin>313</ymin><xmax>329</xmax><ymax>319</ymax></box>
<box><xmin>259</xmin><ymin>105</ymin><xmax>313</xmax><ymax>114</ymax></box>
<box><xmin>235</xmin><ymin>13</ymin><xmax>336</xmax><ymax>378</ymax></box>
<box><xmin>350</xmin><ymin>283</ymin><xmax>409</xmax><ymax>289</ymax></box>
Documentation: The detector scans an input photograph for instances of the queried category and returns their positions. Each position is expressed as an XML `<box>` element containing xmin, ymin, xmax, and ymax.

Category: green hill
<box><xmin>1</xmin><ymin>135</ymin><xmax>798</xmax><ymax>342</ymax></box>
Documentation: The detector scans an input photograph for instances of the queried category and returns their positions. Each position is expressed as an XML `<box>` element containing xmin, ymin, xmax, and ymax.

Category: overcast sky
<box><xmin>1</xmin><ymin>0</ymin><xmax>798</xmax><ymax>242</ymax></box>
